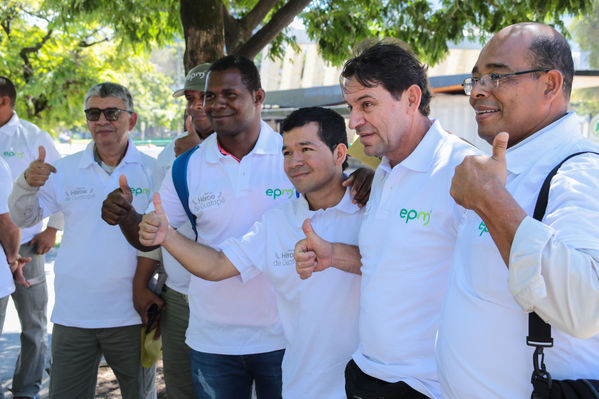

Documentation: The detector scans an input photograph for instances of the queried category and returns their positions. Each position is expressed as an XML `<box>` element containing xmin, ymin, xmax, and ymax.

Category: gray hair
<box><xmin>84</xmin><ymin>82</ymin><xmax>134</xmax><ymax>111</ymax></box>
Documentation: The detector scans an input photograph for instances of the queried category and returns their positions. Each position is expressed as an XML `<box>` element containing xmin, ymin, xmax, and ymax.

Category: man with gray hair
<box><xmin>9</xmin><ymin>82</ymin><xmax>157</xmax><ymax>398</ymax></box>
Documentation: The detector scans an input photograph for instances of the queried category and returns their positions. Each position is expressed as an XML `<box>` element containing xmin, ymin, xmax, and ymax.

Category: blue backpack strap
<box><xmin>171</xmin><ymin>145</ymin><xmax>199</xmax><ymax>241</ymax></box>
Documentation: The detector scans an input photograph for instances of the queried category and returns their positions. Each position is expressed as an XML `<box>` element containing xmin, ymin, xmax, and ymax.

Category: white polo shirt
<box><xmin>0</xmin><ymin>158</ymin><xmax>15</xmax><ymax>299</ymax></box>
<box><xmin>34</xmin><ymin>139</ymin><xmax>155</xmax><ymax>328</ymax></box>
<box><xmin>0</xmin><ymin>112</ymin><xmax>60</xmax><ymax>243</ymax></box>
<box><xmin>155</xmin><ymin>121</ymin><xmax>290</xmax><ymax>354</ymax></box>
<box><xmin>437</xmin><ymin>113</ymin><xmax>599</xmax><ymax>398</ymax></box>
<box><xmin>354</xmin><ymin>120</ymin><xmax>476</xmax><ymax>399</ymax></box>
<box><xmin>152</xmin><ymin>136</ymin><xmax>195</xmax><ymax>294</ymax></box>
<box><xmin>221</xmin><ymin>188</ymin><xmax>363</xmax><ymax>398</ymax></box>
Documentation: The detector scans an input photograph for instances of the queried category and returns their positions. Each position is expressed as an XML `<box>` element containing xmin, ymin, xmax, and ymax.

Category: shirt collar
<box><xmin>379</xmin><ymin>119</ymin><xmax>444</xmax><ymax>174</ymax></box>
<box><xmin>295</xmin><ymin>186</ymin><xmax>361</xmax><ymax>226</ymax></box>
<box><xmin>0</xmin><ymin>111</ymin><xmax>19</xmax><ymax>136</ymax></box>
<box><xmin>205</xmin><ymin>120</ymin><xmax>281</xmax><ymax>163</ymax></box>
<box><xmin>78</xmin><ymin>137</ymin><xmax>141</xmax><ymax>169</ymax></box>
<box><xmin>505</xmin><ymin>112</ymin><xmax>579</xmax><ymax>175</ymax></box>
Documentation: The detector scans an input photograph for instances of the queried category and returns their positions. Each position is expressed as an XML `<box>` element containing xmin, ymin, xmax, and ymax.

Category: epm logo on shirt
<box><xmin>3</xmin><ymin>151</ymin><xmax>24</xmax><ymax>159</ymax></box>
<box><xmin>265</xmin><ymin>187</ymin><xmax>299</xmax><ymax>200</ymax></box>
<box><xmin>399</xmin><ymin>207</ymin><xmax>431</xmax><ymax>226</ymax></box>
<box><xmin>129</xmin><ymin>187</ymin><xmax>150</xmax><ymax>196</ymax></box>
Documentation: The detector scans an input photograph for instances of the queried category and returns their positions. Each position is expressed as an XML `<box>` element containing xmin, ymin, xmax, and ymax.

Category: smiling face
<box><xmin>86</xmin><ymin>95</ymin><xmax>136</xmax><ymax>155</ymax></box>
<box><xmin>203</xmin><ymin>68</ymin><xmax>264</xmax><ymax>138</ymax></box>
<box><xmin>282</xmin><ymin>122</ymin><xmax>345</xmax><ymax>195</ymax></box>
<box><xmin>184</xmin><ymin>89</ymin><xmax>212</xmax><ymax>138</ymax></box>
<box><xmin>470</xmin><ymin>27</ymin><xmax>554</xmax><ymax>146</ymax></box>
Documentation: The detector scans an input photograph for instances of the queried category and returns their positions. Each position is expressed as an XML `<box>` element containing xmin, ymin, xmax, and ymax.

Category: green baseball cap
<box><xmin>173</xmin><ymin>63</ymin><xmax>211</xmax><ymax>97</ymax></box>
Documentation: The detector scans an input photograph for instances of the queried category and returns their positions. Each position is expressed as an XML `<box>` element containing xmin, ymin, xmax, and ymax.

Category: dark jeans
<box><xmin>345</xmin><ymin>359</ymin><xmax>430</xmax><ymax>399</ymax></box>
<box><xmin>190</xmin><ymin>348</ymin><xmax>284</xmax><ymax>399</ymax></box>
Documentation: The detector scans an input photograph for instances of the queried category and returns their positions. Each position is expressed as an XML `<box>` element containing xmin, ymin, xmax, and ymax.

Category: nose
<box><xmin>348</xmin><ymin>109</ymin><xmax>364</xmax><ymax>130</ymax></box>
<box><xmin>470</xmin><ymin>75</ymin><xmax>496</xmax><ymax>99</ymax></box>
<box><xmin>470</xmin><ymin>78</ymin><xmax>489</xmax><ymax>99</ymax></box>
<box><xmin>288</xmin><ymin>152</ymin><xmax>304</xmax><ymax>169</ymax></box>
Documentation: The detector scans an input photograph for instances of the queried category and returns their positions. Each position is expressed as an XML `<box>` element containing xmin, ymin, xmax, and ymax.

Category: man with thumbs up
<box><xmin>0</xmin><ymin>76</ymin><xmax>62</xmax><ymax>399</ymax></box>
<box><xmin>291</xmin><ymin>43</ymin><xmax>478</xmax><ymax>399</ymax></box>
<box><xmin>9</xmin><ymin>82</ymin><xmax>156</xmax><ymax>399</ymax></box>
<box><xmin>138</xmin><ymin>107</ymin><xmax>363</xmax><ymax>399</ymax></box>
<box><xmin>436</xmin><ymin>23</ymin><xmax>599</xmax><ymax>398</ymax></box>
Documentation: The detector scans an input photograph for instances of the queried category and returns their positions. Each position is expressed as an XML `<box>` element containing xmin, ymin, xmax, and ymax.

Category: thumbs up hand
<box><xmin>294</xmin><ymin>219</ymin><xmax>333</xmax><ymax>280</ymax></box>
<box><xmin>24</xmin><ymin>146</ymin><xmax>57</xmax><ymax>187</ymax></box>
<box><xmin>139</xmin><ymin>193</ymin><xmax>170</xmax><ymax>246</ymax></box>
<box><xmin>450</xmin><ymin>132</ymin><xmax>509</xmax><ymax>210</ymax></box>
<box><xmin>101</xmin><ymin>174</ymin><xmax>134</xmax><ymax>225</ymax></box>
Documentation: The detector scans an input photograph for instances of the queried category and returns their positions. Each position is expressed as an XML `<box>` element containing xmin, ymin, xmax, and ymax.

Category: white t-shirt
<box><xmin>152</xmin><ymin>136</ymin><xmax>195</xmax><ymax>294</ymax></box>
<box><xmin>221</xmin><ymin>188</ymin><xmax>363</xmax><ymax>398</ymax></box>
<box><xmin>354</xmin><ymin>120</ymin><xmax>476</xmax><ymax>399</ymax></box>
<box><xmin>0</xmin><ymin>112</ymin><xmax>60</xmax><ymax>243</ymax></box>
<box><xmin>154</xmin><ymin>121</ymin><xmax>290</xmax><ymax>355</ymax></box>
<box><xmin>437</xmin><ymin>113</ymin><xmax>599</xmax><ymax>399</ymax></box>
<box><xmin>36</xmin><ymin>140</ymin><xmax>156</xmax><ymax>328</ymax></box>
<box><xmin>0</xmin><ymin>158</ymin><xmax>15</xmax><ymax>299</ymax></box>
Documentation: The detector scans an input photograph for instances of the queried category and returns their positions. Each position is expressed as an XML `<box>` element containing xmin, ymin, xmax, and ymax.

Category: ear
<box><xmin>332</xmin><ymin>143</ymin><xmax>348</xmax><ymax>168</ymax></box>
<box><xmin>542</xmin><ymin>69</ymin><xmax>563</xmax><ymax>102</ymax></box>
<box><xmin>254</xmin><ymin>89</ymin><xmax>266</xmax><ymax>106</ymax></box>
<box><xmin>405</xmin><ymin>84</ymin><xmax>422</xmax><ymax>114</ymax></box>
<box><xmin>0</xmin><ymin>95</ymin><xmax>10</xmax><ymax>108</ymax></box>
<box><xmin>128</xmin><ymin>111</ymin><xmax>138</xmax><ymax>131</ymax></box>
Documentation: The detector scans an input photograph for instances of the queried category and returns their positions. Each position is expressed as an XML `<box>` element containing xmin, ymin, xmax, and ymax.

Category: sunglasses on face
<box><xmin>84</xmin><ymin>107</ymin><xmax>131</xmax><ymax>121</ymax></box>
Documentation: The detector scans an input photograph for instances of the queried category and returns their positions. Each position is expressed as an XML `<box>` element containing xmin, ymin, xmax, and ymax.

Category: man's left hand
<box><xmin>343</xmin><ymin>167</ymin><xmax>374</xmax><ymax>207</ymax></box>
<box><xmin>30</xmin><ymin>227</ymin><xmax>58</xmax><ymax>255</ymax></box>
<box><xmin>10</xmin><ymin>255</ymin><xmax>31</xmax><ymax>288</ymax></box>
<box><xmin>451</xmin><ymin>132</ymin><xmax>509</xmax><ymax>210</ymax></box>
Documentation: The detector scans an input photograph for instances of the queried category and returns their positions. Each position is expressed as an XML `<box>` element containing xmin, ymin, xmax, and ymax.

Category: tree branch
<box><xmin>240</xmin><ymin>0</ymin><xmax>280</xmax><ymax>33</ymax></box>
<box><xmin>78</xmin><ymin>36</ymin><xmax>111</xmax><ymax>48</ymax></box>
<box><xmin>235</xmin><ymin>0</ymin><xmax>311</xmax><ymax>59</ymax></box>
<box><xmin>19</xmin><ymin>29</ymin><xmax>53</xmax><ymax>82</ymax></box>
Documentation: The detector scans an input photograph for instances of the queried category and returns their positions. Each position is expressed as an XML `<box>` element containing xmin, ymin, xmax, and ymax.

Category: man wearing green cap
<box><xmin>133</xmin><ymin>63</ymin><xmax>214</xmax><ymax>399</ymax></box>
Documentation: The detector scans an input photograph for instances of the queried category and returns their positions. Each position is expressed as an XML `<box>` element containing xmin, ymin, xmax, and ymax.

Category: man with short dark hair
<box><xmin>102</xmin><ymin>55</ymin><xmax>289</xmax><ymax>398</ymax></box>
<box><xmin>294</xmin><ymin>43</ymin><xmax>477</xmax><ymax>399</ymax></box>
<box><xmin>437</xmin><ymin>22</ymin><xmax>599</xmax><ymax>398</ymax></box>
<box><xmin>0</xmin><ymin>75</ymin><xmax>62</xmax><ymax>399</ymax></box>
<box><xmin>138</xmin><ymin>106</ymin><xmax>362</xmax><ymax>399</ymax></box>
<box><xmin>134</xmin><ymin>63</ymin><xmax>214</xmax><ymax>399</ymax></box>
<box><xmin>9</xmin><ymin>82</ymin><xmax>156</xmax><ymax>399</ymax></box>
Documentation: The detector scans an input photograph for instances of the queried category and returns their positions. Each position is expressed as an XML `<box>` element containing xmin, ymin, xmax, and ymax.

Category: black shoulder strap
<box><xmin>528</xmin><ymin>151</ymin><xmax>599</xmax><ymax>395</ymax></box>
<box><xmin>529</xmin><ymin>151</ymin><xmax>599</xmax><ymax>344</ymax></box>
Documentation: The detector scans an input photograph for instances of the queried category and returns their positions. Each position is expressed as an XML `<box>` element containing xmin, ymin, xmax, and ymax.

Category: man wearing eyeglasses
<box><xmin>0</xmin><ymin>76</ymin><xmax>63</xmax><ymax>399</ymax></box>
<box><xmin>436</xmin><ymin>22</ymin><xmax>599</xmax><ymax>398</ymax></box>
<box><xmin>9</xmin><ymin>82</ymin><xmax>156</xmax><ymax>398</ymax></box>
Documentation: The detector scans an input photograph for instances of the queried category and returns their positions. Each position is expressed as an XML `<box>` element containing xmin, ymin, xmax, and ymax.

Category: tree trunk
<box><xmin>180</xmin><ymin>0</ymin><xmax>225</xmax><ymax>73</ymax></box>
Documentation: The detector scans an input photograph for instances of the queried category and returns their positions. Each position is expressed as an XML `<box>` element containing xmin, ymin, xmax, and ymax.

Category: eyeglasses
<box><xmin>84</xmin><ymin>107</ymin><xmax>131</xmax><ymax>121</ymax></box>
<box><xmin>461</xmin><ymin>68</ymin><xmax>550</xmax><ymax>95</ymax></box>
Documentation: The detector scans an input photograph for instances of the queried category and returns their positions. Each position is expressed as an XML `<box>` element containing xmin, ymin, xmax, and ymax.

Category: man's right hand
<box><xmin>24</xmin><ymin>146</ymin><xmax>57</xmax><ymax>187</ymax></box>
<box><xmin>174</xmin><ymin>116</ymin><xmax>201</xmax><ymax>157</ymax></box>
<box><xmin>101</xmin><ymin>174</ymin><xmax>134</xmax><ymax>225</ymax></box>
<box><xmin>139</xmin><ymin>193</ymin><xmax>170</xmax><ymax>246</ymax></box>
<box><xmin>294</xmin><ymin>219</ymin><xmax>333</xmax><ymax>280</ymax></box>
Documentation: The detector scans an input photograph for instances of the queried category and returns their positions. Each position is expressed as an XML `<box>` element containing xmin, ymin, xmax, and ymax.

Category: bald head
<box><xmin>487</xmin><ymin>22</ymin><xmax>573</xmax><ymax>100</ymax></box>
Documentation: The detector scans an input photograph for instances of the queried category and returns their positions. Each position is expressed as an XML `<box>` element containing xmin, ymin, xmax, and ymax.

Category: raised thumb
<box><xmin>153</xmin><ymin>192</ymin><xmax>164</xmax><ymax>215</ymax></box>
<box><xmin>492</xmin><ymin>132</ymin><xmax>509</xmax><ymax>164</ymax></box>
<box><xmin>119</xmin><ymin>174</ymin><xmax>130</xmax><ymax>192</ymax></box>
<box><xmin>302</xmin><ymin>218</ymin><xmax>317</xmax><ymax>240</ymax></box>
<box><xmin>37</xmin><ymin>146</ymin><xmax>46</xmax><ymax>162</ymax></box>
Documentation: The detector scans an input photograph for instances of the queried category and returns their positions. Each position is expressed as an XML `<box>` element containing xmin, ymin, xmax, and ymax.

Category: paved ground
<box><xmin>0</xmin><ymin>249</ymin><xmax>166</xmax><ymax>398</ymax></box>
